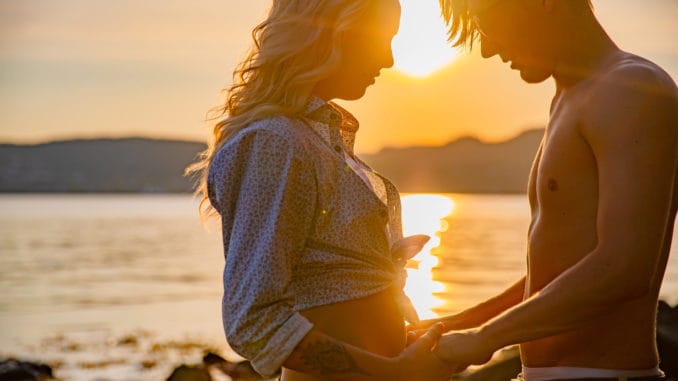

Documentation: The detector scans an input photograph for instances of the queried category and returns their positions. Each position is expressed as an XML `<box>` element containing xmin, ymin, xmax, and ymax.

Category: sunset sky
<box><xmin>1</xmin><ymin>0</ymin><xmax>677</xmax><ymax>153</ymax></box>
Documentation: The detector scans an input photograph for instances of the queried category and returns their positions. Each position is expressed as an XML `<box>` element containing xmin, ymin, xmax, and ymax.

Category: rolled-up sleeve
<box><xmin>209</xmin><ymin>125</ymin><xmax>317</xmax><ymax>377</ymax></box>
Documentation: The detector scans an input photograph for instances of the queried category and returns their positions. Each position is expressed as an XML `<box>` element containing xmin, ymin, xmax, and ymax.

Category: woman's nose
<box><xmin>382</xmin><ymin>45</ymin><xmax>395</xmax><ymax>69</ymax></box>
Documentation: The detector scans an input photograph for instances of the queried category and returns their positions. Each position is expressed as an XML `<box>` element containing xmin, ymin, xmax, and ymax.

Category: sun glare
<box><xmin>392</xmin><ymin>0</ymin><xmax>459</xmax><ymax>77</ymax></box>
<box><xmin>401</xmin><ymin>194</ymin><xmax>456</xmax><ymax>319</ymax></box>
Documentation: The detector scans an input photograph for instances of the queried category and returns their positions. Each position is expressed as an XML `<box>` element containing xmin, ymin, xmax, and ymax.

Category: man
<box><xmin>422</xmin><ymin>0</ymin><xmax>678</xmax><ymax>380</ymax></box>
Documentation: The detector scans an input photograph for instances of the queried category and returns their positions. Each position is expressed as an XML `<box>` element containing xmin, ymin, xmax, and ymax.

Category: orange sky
<box><xmin>1</xmin><ymin>0</ymin><xmax>676</xmax><ymax>153</ymax></box>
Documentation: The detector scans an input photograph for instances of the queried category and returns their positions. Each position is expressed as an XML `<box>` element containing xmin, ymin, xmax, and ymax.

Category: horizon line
<box><xmin>0</xmin><ymin>127</ymin><xmax>545</xmax><ymax>153</ymax></box>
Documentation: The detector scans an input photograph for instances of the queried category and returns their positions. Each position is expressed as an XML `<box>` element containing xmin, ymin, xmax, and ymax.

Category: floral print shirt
<box><xmin>207</xmin><ymin>97</ymin><xmax>414</xmax><ymax>377</ymax></box>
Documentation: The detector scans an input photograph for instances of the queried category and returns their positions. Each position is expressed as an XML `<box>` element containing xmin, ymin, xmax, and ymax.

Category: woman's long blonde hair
<box><xmin>187</xmin><ymin>0</ymin><xmax>370</xmax><ymax>219</ymax></box>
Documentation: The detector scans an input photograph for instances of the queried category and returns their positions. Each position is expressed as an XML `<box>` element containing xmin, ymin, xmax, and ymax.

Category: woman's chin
<box><xmin>337</xmin><ymin>85</ymin><xmax>372</xmax><ymax>101</ymax></box>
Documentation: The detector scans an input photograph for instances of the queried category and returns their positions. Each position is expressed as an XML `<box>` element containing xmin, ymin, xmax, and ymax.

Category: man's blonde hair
<box><xmin>187</xmin><ymin>0</ymin><xmax>371</xmax><ymax>218</ymax></box>
<box><xmin>439</xmin><ymin>0</ymin><xmax>594</xmax><ymax>48</ymax></box>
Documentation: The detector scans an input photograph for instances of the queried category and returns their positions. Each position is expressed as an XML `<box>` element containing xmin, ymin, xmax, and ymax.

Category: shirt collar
<box><xmin>303</xmin><ymin>96</ymin><xmax>359</xmax><ymax>155</ymax></box>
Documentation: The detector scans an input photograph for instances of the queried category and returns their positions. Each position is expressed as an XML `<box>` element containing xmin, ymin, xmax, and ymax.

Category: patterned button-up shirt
<box><xmin>207</xmin><ymin>97</ymin><xmax>413</xmax><ymax>377</ymax></box>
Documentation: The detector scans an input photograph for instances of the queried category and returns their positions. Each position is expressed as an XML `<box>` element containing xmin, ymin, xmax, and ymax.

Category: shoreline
<box><xmin>2</xmin><ymin>301</ymin><xmax>677</xmax><ymax>381</ymax></box>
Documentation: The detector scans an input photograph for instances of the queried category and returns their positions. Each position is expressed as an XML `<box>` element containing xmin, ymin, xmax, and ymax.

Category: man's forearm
<box><xmin>433</xmin><ymin>276</ymin><xmax>526</xmax><ymax>331</ymax></box>
<box><xmin>435</xmin><ymin>251</ymin><xmax>655</xmax><ymax>368</ymax></box>
<box><xmin>477</xmin><ymin>250</ymin><xmax>651</xmax><ymax>350</ymax></box>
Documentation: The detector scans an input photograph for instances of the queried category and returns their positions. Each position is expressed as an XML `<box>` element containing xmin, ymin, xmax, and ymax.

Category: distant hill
<box><xmin>0</xmin><ymin>130</ymin><xmax>544</xmax><ymax>193</ymax></box>
<box><xmin>0</xmin><ymin>138</ymin><xmax>205</xmax><ymax>193</ymax></box>
<box><xmin>363</xmin><ymin>129</ymin><xmax>544</xmax><ymax>193</ymax></box>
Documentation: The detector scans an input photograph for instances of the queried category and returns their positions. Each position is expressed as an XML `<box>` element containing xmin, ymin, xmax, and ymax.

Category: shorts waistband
<box><xmin>515</xmin><ymin>375</ymin><xmax>665</xmax><ymax>381</ymax></box>
<box><xmin>518</xmin><ymin>365</ymin><xmax>664</xmax><ymax>381</ymax></box>
<box><xmin>541</xmin><ymin>377</ymin><xmax>664</xmax><ymax>381</ymax></box>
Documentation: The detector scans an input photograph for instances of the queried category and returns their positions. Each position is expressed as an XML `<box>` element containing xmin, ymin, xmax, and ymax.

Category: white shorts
<box><xmin>513</xmin><ymin>366</ymin><xmax>664</xmax><ymax>381</ymax></box>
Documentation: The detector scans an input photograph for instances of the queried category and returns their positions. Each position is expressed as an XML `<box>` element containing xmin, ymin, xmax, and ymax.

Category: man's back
<box><xmin>522</xmin><ymin>51</ymin><xmax>678</xmax><ymax>368</ymax></box>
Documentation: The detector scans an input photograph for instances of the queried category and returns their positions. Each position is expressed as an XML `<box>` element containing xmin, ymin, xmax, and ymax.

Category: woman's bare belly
<box><xmin>282</xmin><ymin>289</ymin><xmax>406</xmax><ymax>381</ymax></box>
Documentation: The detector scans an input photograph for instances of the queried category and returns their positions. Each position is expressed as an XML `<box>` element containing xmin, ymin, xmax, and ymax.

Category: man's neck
<box><xmin>552</xmin><ymin>17</ymin><xmax>621</xmax><ymax>90</ymax></box>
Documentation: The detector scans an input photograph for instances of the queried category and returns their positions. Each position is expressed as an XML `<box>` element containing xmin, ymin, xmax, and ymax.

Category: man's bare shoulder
<box><xmin>581</xmin><ymin>52</ymin><xmax>678</xmax><ymax>137</ymax></box>
<box><xmin>600</xmin><ymin>53</ymin><xmax>676</xmax><ymax>94</ymax></box>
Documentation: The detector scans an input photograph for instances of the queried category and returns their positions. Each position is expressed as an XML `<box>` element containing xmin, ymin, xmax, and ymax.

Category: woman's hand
<box><xmin>407</xmin><ymin>306</ymin><xmax>495</xmax><ymax>340</ymax></box>
<box><xmin>391</xmin><ymin>235</ymin><xmax>431</xmax><ymax>268</ymax></box>
<box><xmin>406</xmin><ymin>312</ymin><xmax>470</xmax><ymax>344</ymax></box>
<box><xmin>389</xmin><ymin>323</ymin><xmax>454</xmax><ymax>381</ymax></box>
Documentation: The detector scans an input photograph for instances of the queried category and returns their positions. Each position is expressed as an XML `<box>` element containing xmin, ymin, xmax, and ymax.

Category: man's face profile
<box><xmin>469</xmin><ymin>0</ymin><xmax>555</xmax><ymax>84</ymax></box>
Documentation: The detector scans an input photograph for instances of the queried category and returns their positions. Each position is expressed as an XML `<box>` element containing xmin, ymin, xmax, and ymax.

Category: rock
<box><xmin>0</xmin><ymin>359</ymin><xmax>54</xmax><ymax>381</ymax></box>
<box><xmin>166</xmin><ymin>365</ymin><xmax>212</xmax><ymax>381</ymax></box>
<box><xmin>658</xmin><ymin>301</ymin><xmax>678</xmax><ymax>377</ymax></box>
<box><xmin>452</xmin><ymin>347</ymin><xmax>521</xmax><ymax>381</ymax></box>
<box><xmin>165</xmin><ymin>353</ymin><xmax>269</xmax><ymax>381</ymax></box>
<box><xmin>201</xmin><ymin>352</ymin><xmax>229</xmax><ymax>367</ymax></box>
<box><xmin>116</xmin><ymin>334</ymin><xmax>139</xmax><ymax>347</ymax></box>
<box><xmin>202</xmin><ymin>352</ymin><xmax>265</xmax><ymax>380</ymax></box>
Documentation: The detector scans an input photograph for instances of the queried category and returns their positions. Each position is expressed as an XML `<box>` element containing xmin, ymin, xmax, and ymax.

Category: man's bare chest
<box><xmin>528</xmin><ymin>101</ymin><xmax>598</xmax><ymax>215</ymax></box>
<box><xmin>526</xmin><ymin>101</ymin><xmax>602</xmax><ymax>278</ymax></box>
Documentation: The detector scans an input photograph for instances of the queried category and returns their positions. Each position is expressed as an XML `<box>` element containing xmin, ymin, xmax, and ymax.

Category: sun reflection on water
<box><xmin>401</xmin><ymin>194</ymin><xmax>456</xmax><ymax>320</ymax></box>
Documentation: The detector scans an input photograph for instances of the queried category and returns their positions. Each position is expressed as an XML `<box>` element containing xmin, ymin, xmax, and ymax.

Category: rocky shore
<box><xmin>2</xmin><ymin>301</ymin><xmax>677</xmax><ymax>381</ymax></box>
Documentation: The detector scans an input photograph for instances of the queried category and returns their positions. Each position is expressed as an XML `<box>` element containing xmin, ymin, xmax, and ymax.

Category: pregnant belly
<box><xmin>282</xmin><ymin>290</ymin><xmax>406</xmax><ymax>381</ymax></box>
<box><xmin>300</xmin><ymin>288</ymin><xmax>407</xmax><ymax>356</ymax></box>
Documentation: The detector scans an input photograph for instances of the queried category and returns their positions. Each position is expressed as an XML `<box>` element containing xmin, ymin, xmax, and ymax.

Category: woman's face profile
<box><xmin>314</xmin><ymin>0</ymin><xmax>401</xmax><ymax>101</ymax></box>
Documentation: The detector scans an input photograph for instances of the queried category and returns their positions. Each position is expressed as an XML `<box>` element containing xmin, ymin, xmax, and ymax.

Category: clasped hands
<box><xmin>389</xmin><ymin>236</ymin><xmax>496</xmax><ymax>380</ymax></box>
<box><xmin>394</xmin><ymin>321</ymin><xmax>496</xmax><ymax>381</ymax></box>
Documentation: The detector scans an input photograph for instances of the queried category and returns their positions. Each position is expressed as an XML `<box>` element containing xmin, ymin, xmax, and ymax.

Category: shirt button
<box><xmin>334</xmin><ymin>145</ymin><xmax>342</xmax><ymax>153</ymax></box>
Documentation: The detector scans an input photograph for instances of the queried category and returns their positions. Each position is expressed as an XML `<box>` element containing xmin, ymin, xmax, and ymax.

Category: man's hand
<box><xmin>434</xmin><ymin>329</ymin><xmax>496</xmax><ymax>372</ymax></box>
<box><xmin>393</xmin><ymin>323</ymin><xmax>455</xmax><ymax>381</ymax></box>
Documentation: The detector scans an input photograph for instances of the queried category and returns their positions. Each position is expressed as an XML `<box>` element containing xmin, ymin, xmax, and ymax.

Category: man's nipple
<box><xmin>548</xmin><ymin>178</ymin><xmax>559</xmax><ymax>192</ymax></box>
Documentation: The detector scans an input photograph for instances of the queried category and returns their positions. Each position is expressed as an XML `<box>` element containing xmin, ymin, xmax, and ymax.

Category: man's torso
<box><xmin>522</xmin><ymin>52</ymin><xmax>678</xmax><ymax>369</ymax></box>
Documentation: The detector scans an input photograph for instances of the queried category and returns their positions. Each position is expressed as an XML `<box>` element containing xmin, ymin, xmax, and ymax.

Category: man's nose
<box><xmin>480</xmin><ymin>35</ymin><xmax>499</xmax><ymax>59</ymax></box>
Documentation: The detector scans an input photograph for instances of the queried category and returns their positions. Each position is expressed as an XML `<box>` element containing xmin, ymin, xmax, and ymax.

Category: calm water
<box><xmin>0</xmin><ymin>194</ymin><xmax>676</xmax><ymax>379</ymax></box>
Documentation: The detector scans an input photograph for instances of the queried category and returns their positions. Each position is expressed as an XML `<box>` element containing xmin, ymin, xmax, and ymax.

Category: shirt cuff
<box><xmin>250</xmin><ymin>312</ymin><xmax>314</xmax><ymax>378</ymax></box>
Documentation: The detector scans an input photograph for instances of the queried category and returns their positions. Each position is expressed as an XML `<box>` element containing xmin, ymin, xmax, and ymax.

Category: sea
<box><xmin>0</xmin><ymin>194</ymin><xmax>676</xmax><ymax>380</ymax></box>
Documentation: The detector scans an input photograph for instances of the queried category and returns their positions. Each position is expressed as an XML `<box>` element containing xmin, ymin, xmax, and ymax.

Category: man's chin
<box><xmin>519</xmin><ymin>69</ymin><xmax>551</xmax><ymax>84</ymax></box>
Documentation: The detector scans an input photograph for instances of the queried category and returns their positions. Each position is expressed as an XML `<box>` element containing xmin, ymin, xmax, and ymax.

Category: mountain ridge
<box><xmin>0</xmin><ymin>129</ymin><xmax>544</xmax><ymax>193</ymax></box>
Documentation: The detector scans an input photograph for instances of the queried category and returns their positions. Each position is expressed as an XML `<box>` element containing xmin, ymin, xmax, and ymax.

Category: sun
<box><xmin>392</xmin><ymin>0</ymin><xmax>459</xmax><ymax>77</ymax></box>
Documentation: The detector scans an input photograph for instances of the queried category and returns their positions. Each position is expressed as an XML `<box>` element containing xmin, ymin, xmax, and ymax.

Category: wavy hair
<box><xmin>439</xmin><ymin>0</ymin><xmax>594</xmax><ymax>48</ymax></box>
<box><xmin>187</xmin><ymin>0</ymin><xmax>371</xmax><ymax>219</ymax></box>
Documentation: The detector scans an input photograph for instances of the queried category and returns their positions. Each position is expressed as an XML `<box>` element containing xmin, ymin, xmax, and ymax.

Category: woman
<box><xmin>188</xmin><ymin>1</ymin><xmax>450</xmax><ymax>379</ymax></box>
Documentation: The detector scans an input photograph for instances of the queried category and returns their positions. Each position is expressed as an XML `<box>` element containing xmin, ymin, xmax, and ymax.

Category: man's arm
<box><xmin>412</xmin><ymin>277</ymin><xmax>526</xmax><ymax>332</ymax></box>
<box><xmin>435</xmin><ymin>64</ymin><xmax>678</xmax><ymax>367</ymax></box>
